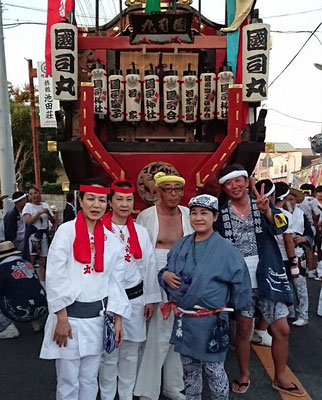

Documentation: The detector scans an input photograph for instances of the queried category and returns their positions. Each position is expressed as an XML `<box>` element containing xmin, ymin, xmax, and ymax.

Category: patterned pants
<box><xmin>292</xmin><ymin>275</ymin><xmax>309</xmax><ymax>321</ymax></box>
<box><xmin>180</xmin><ymin>355</ymin><xmax>229</xmax><ymax>400</ymax></box>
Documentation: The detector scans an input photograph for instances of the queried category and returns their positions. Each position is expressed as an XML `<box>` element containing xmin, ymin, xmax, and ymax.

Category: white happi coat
<box><xmin>40</xmin><ymin>220</ymin><xmax>131</xmax><ymax>360</ymax></box>
<box><xmin>114</xmin><ymin>222</ymin><xmax>162</xmax><ymax>342</ymax></box>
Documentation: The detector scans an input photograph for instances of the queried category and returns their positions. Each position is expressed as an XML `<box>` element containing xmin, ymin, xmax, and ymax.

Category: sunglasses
<box><xmin>159</xmin><ymin>187</ymin><xmax>184</xmax><ymax>194</ymax></box>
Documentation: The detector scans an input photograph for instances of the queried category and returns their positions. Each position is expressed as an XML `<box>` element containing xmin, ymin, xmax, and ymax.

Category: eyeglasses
<box><xmin>159</xmin><ymin>187</ymin><xmax>184</xmax><ymax>194</ymax></box>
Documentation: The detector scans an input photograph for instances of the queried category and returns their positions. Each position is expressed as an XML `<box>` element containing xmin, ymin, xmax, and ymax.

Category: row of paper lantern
<box><xmin>91</xmin><ymin>66</ymin><xmax>234</xmax><ymax>123</ymax></box>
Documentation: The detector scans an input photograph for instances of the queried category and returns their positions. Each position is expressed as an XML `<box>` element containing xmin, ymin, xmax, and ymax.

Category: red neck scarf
<box><xmin>103</xmin><ymin>212</ymin><xmax>142</xmax><ymax>259</ymax></box>
<box><xmin>73</xmin><ymin>210</ymin><xmax>105</xmax><ymax>272</ymax></box>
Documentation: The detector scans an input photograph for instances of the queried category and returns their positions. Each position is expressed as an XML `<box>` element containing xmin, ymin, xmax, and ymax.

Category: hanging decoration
<box><xmin>91</xmin><ymin>62</ymin><xmax>108</xmax><ymax>115</ymax></box>
<box><xmin>163</xmin><ymin>65</ymin><xmax>180</xmax><ymax>124</ymax></box>
<box><xmin>108</xmin><ymin>69</ymin><xmax>125</xmax><ymax>122</ymax></box>
<box><xmin>51</xmin><ymin>22</ymin><xmax>78</xmax><ymax>101</ymax></box>
<box><xmin>216</xmin><ymin>66</ymin><xmax>234</xmax><ymax>120</ymax></box>
<box><xmin>143</xmin><ymin>65</ymin><xmax>160</xmax><ymax>122</ymax></box>
<box><xmin>125</xmin><ymin>63</ymin><xmax>142</xmax><ymax>122</ymax></box>
<box><xmin>181</xmin><ymin>64</ymin><xmax>198</xmax><ymax>124</ymax></box>
<box><xmin>199</xmin><ymin>70</ymin><xmax>216</xmax><ymax>121</ymax></box>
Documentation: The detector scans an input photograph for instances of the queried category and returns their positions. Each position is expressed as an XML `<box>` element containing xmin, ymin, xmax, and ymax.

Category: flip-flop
<box><xmin>231</xmin><ymin>379</ymin><xmax>250</xmax><ymax>394</ymax></box>
<box><xmin>272</xmin><ymin>382</ymin><xmax>306</xmax><ymax>397</ymax></box>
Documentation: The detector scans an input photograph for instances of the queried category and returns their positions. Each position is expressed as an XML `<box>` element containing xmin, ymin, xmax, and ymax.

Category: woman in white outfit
<box><xmin>40</xmin><ymin>179</ymin><xmax>131</xmax><ymax>400</ymax></box>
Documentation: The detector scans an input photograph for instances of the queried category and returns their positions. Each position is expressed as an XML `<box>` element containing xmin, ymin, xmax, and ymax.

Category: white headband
<box><xmin>277</xmin><ymin>189</ymin><xmax>290</xmax><ymax>201</ymax></box>
<box><xmin>218</xmin><ymin>170</ymin><xmax>248</xmax><ymax>185</ymax></box>
<box><xmin>9</xmin><ymin>194</ymin><xmax>27</xmax><ymax>203</ymax></box>
<box><xmin>265</xmin><ymin>183</ymin><xmax>275</xmax><ymax>198</ymax></box>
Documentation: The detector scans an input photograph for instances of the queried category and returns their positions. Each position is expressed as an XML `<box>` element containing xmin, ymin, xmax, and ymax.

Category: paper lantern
<box><xmin>108</xmin><ymin>69</ymin><xmax>125</xmax><ymax>122</ymax></box>
<box><xmin>163</xmin><ymin>66</ymin><xmax>180</xmax><ymax>124</ymax></box>
<box><xmin>217</xmin><ymin>66</ymin><xmax>234</xmax><ymax>120</ymax></box>
<box><xmin>199</xmin><ymin>71</ymin><xmax>216</xmax><ymax>121</ymax></box>
<box><xmin>125</xmin><ymin>64</ymin><xmax>142</xmax><ymax>122</ymax></box>
<box><xmin>91</xmin><ymin>63</ymin><xmax>108</xmax><ymax>115</ymax></box>
<box><xmin>51</xmin><ymin>22</ymin><xmax>78</xmax><ymax>101</ymax></box>
<box><xmin>242</xmin><ymin>22</ymin><xmax>270</xmax><ymax>102</ymax></box>
<box><xmin>143</xmin><ymin>66</ymin><xmax>160</xmax><ymax>122</ymax></box>
<box><xmin>181</xmin><ymin>65</ymin><xmax>198</xmax><ymax>123</ymax></box>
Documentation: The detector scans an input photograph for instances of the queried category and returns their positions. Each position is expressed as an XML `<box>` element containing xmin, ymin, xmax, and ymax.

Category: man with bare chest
<box><xmin>134</xmin><ymin>172</ymin><xmax>193</xmax><ymax>400</ymax></box>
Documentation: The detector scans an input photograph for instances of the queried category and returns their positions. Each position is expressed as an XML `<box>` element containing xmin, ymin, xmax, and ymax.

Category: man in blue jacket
<box><xmin>4</xmin><ymin>192</ymin><xmax>27</xmax><ymax>251</ymax></box>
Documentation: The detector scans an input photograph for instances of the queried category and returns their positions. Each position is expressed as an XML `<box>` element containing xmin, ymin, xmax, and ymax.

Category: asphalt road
<box><xmin>0</xmin><ymin>279</ymin><xmax>321</xmax><ymax>400</ymax></box>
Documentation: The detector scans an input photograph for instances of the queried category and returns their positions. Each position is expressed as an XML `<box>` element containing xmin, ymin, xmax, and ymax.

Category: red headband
<box><xmin>79</xmin><ymin>185</ymin><xmax>110</xmax><ymax>194</ymax></box>
<box><xmin>111</xmin><ymin>179</ymin><xmax>135</xmax><ymax>194</ymax></box>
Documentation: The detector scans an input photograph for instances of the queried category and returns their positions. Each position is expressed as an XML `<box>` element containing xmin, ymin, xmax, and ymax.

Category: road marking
<box><xmin>251</xmin><ymin>344</ymin><xmax>312</xmax><ymax>400</ymax></box>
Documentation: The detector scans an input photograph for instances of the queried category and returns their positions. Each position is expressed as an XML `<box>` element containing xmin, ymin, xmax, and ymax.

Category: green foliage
<box><xmin>9</xmin><ymin>86</ymin><xmax>61</xmax><ymax>190</ymax></box>
<box><xmin>41</xmin><ymin>182</ymin><xmax>63</xmax><ymax>194</ymax></box>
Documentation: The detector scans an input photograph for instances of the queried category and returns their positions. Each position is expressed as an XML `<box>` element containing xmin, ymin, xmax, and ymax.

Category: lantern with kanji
<box><xmin>216</xmin><ymin>66</ymin><xmax>234</xmax><ymax>120</ymax></box>
<box><xmin>143</xmin><ymin>65</ymin><xmax>160</xmax><ymax>122</ymax></box>
<box><xmin>108</xmin><ymin>69</ymin><xmax>125</xmax><ymax>122</ymax></box>
<box><xmin>199</xmin><ymin>69</ymin><xmax>216</xmax><ymax>121</ymax></box>
<box><xmin>125</xmin><ymin>63</ymin><xmax>142</xmax><ymax>122</ymax></box>
<box><xmin>181</xmin><ymin>64</ymin><xmax>198</xmax><ymax>124</ymax></box>
<box><xmin>91</xmin><ymin>62</ymin><xmax>108</xmax><ymax>115</ymax></box>
<box><xmin>163</xmin><ymin>65</ymin><xmax>180</xmax><ymax>124</ymax></box>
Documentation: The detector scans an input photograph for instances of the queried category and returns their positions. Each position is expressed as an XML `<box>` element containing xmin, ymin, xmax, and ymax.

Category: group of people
<box><xmin>0</xmin><ymin>165</ymin><xmax>321</xmax><ymax>399</ymax></box>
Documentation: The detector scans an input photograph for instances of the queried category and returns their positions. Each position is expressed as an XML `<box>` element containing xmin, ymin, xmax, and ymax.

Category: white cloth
<box><xmin>99</xmin><ymin>341</ymin><xmax>140</xmax><ymax>400</ymax></box>
<box><xmin>22</xmin><ymin>202</ymin><xmax>54</xmax><ymax>229</ymax></box>
<box><xmin>275</xmin><ymin>208</ymin><xmax>294</xmax><ymax>261</ymax></box>
<box><xmin>299</xmin><ymin>196</ymin><xmax>321</xmax><ymax>226</ymax></box>
<box><xmin>245</xmin><ymin>255</ymin><xmax>259</xmax><ymax>289</ymax></box>
<box><xmin>40</xmin><ymin>220</ymin><xmax>131</xmax><ymax>360</ymax></box>
<box><xmin>56</xmin><ymin>354</ymin><xmax>101</xmax><ymax>400</ymax></box>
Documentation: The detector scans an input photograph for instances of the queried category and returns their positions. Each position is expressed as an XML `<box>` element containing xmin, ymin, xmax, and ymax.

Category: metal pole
<box><xmin>95</xmin><ymin>0</ymin><xmax>99</xmax><ymax>35</ymax></box>
<box><xmin>0</xmin><ymin>0</ymin><xmax>16</xmax><ymax>211</ymax></box>
<box><xmin>119</xmin><ymin>0</ymin><xmax>123</xmax><ymax>34</ymax></box>
<box><xmin>27</xmin><ymin>59</ymin><xmax>41</xmax><ymax>190</ymax></box>
<box><xmin>198</xmin><ymin>0</ymin><xmax>201</xmax><ymax>32</ymax></box>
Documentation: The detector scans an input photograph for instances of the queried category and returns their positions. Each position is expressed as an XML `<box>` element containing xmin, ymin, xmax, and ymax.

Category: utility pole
<box><xmin>27</xmin><ymin>59</ymin><xmax>41</xmax><ymax>190</ymax></box>
<box><xmin>0</xmin><ymin>0</ymin><xmax>16</xmax><ymax>211</ymax></box>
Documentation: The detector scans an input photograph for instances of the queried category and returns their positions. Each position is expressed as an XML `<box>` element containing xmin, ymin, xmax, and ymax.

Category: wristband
<box><xmin>291</xmin><ymin>266</ymin><xmax>300</xmax><ymax>277</ymax></box>
<box><xmin>288</xmin><ymin>256</ymin><xmax>297</xmax><ymax>266</ymax></box>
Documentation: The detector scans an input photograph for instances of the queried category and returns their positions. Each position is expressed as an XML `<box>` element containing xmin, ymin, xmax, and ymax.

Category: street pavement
<box><xmin>0</xmin><ymin>279</ymin><xmax>321</xmax><ymax>400</ymax></box>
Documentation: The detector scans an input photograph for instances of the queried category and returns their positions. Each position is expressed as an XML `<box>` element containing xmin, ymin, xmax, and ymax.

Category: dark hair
<box><xmin>12</xmin><ymin>191</ymin><xmax>25</xmax><ymax>201</ymax></box>
<box><xmin>28</xmin><ymin>186</ymin><xmax>40</xmax><ymax>193</ymax></box>
<box><xmin>66</xmin><ymin>193</ymin><xmax>75</xmax><ymax>203</ymax></box>
<box><xmin>79</xmin><ymin>178</ymin><xmax>107</xmax><ymax>199</ymax></box>
<box><xmin>315</xmin><ymin>185</ymin><xmax>322</xmax><ymax>194</ymax></box>
<box><xmin>110</xmin><ymin>180</ymin><xmax>133</xmax><ymax>199</ymax></box>
<box><xmin>254</xmin><ymin>179</ymin><xmax>274</xmax><ymax>196</ymax></box>
<box><xmin>219</xmin><ymin>163</ymin><xmax>246</xmax><ymax>178</ymax></box>
<box><xmin>300</xmin><ymin>183</ymin><xmax>315</xmax><ymax>193</ymax></box>
<box><xmin>275</xmin><ymin>182</ymin><xmax>290</xmax><ymax>201</ymax></box>
<box><xmin>189</xmin><ymin>206</ymin><xmax>217</xmax><ymax>216</ymax></box>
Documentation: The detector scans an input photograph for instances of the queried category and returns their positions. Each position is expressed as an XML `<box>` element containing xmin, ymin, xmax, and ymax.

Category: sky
<box><xmin>2</xmin><ymin>0</ymin><xmax>322</xmax><ymax>148</ymax></box>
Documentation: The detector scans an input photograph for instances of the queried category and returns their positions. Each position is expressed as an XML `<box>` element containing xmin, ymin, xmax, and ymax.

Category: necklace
<box><xmin>113</xmin><ymin>223</ymin><xmax>127</xmax><ymax>241</ymax></box>
<box><xmin>231</xmin><ymin>200</ymin><xmax>250</xmax><ymax>219</ymax></box>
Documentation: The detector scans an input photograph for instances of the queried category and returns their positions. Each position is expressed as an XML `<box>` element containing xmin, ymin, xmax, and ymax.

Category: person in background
<box><xmin>4</xmin><ymin>191</ymin><xmax>27</xmax><ymax>251</ymax></box>
<box><xmin>0</xmin><ymin>241</ymin><xmax>47</xmax><ymax>339</ymax></box>
<box><xmin>159</xmin><ymin>194</ymin><xmax>252</xmax><ymax>400</ymax></box>
<box><xmin>22</xmin><ymin>187</ymin><xmax>55</xmax><ymax>286</ymax></box>
<box><xmin>298</xmin><ymin>184</ymin><xmax>320</xmax><ymax>278</ymax></box>
<box><xmin>0</xmin><ymin>194</ymin><xmax>9</xmax><ymax>242</ymax></box>
<box><xmin>134</xmin><ymin>172</ymin><xmax>194</xmax><ymax>400</ymax></box>
<box><xmin>99</xmin><ymin>179</ymin><xmax>161</xmax><ymax>400</ymax></box>
<box><xmin>63</xmin><ymin>192</ymin><xmax>76</xmax><ymax>223</ymax></box>
<box><xmin>314</xmin><ymin>186</ymin><xmax>322</xmax><ymax>263</ymax></box>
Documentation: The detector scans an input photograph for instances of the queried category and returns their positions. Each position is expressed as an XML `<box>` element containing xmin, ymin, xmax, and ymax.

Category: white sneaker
<box><xmin>307</xmin><ymin>269</ymin><xmax>317</xmax><ymax>279</ymax></box>
<box><xmin>292</xmin><ymin>319</ymin><xmax>308</xmax><ymax>327</ymax></box>
<box><xmin>252</xmin><ymin>329</ymin><xmax>272</xmax><ymax>346</ymax></box>
<box><xmin>0</xmin><ymin>323</ymin><xmax>20</xmax><ymax>339</ymax></box>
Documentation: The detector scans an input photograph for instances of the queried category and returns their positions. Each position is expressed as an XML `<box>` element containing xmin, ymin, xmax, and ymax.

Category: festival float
<box><xmin>48</xmin><ymin>0</ymin><xmax>270</xmax><ymax>209</ymax></box>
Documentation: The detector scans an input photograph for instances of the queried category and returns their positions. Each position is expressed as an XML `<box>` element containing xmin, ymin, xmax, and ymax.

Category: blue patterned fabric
<box><xmin>103</xmin><ymin>313</ymin><xmax>116</xmax><ymax>354</ymax></box>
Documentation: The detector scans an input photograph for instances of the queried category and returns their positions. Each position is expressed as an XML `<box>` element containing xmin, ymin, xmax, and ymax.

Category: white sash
<box><xmin>245</xmin><ymin>255</ymin><xmax>259</xmax><ymax>289</ymax></box>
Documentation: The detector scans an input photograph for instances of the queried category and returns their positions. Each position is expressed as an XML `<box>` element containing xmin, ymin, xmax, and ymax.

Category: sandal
<box><xmin>231</xmin><ymin>379</ymin><xmax>250</xmax><ymax>394</ymax></box>
<box><xmin>272</xmin><ymin>382</ymin><xmax>306</xmax><ymax>397</ymax></box>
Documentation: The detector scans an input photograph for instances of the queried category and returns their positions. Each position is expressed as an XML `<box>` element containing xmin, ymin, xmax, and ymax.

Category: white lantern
<box><xmin>181</xmin><ymin>67</ymin><xmax>198</xmax><ymax>124</ymax></box>
<box><xmin>108</xmin><ymin>69</ymin><xmax>125</xmax><ymax>122</ymax></box>
<box><xmin>217</xmin><ymin>66</ymin><xmax>234</xmax><ymax>120</ymax></box>
<box><xmin>125</xmin><ymin>66</ymin><xmax>142</xmax><ymax>122</ymax></box>
<box><xmin>199</xmin><ymin>72</ymin><xmax>216</xmax><ymax>121</ymax></box>
<box><xmin>242</xmin><ymin>22</ymin><xmax>270</xmax><ymax>102</ymax></box>
<box><xmin>91</xmin><ymin>64</ymin><xmax>108</xmax><ymax>115</ymax></box>
<box><xmin>163</xmin><ymin>68</ymin><xmax>180</xmax><ymax>124</ymax></box>
<box><xmin>143</xmin><ymin>67</ymin><xmax>160</xmax><ymax>122</ymax></box>
<box><xmin>51</xmin><ymin>22</ymin><xmax>78</xmax><ymax>101</ymax></box>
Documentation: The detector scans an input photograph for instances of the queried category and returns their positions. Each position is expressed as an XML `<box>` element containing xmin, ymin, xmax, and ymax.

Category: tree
<box><xmin>9</xmin><ymin>85</ymin><xmax>60</xmax><ymax>190</ymax></box>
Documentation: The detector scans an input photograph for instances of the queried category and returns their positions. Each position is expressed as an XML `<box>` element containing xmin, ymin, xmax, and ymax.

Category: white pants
<box><xmin>99</xmin><ymin>341</ymin><xmax>140</xmax><ymax>400</ymax></box>
<box><xmin>292</xmin><ymin>275</ymin><xmax>309</xmax><ymax>321</ymax></box>
<box><xmin>318</xmin><ymin>285</ymin><xmax>322</xmax><ymax>316</ymax></box>
<box><xmin>56</xmin><ymin>354</ymin><xmax>101</xmax><ymax>400</ymax></box>
<box><xmin>134</xmin><ymin>303</ymin><xmax>184</xmax><ymax>400</ymax></box>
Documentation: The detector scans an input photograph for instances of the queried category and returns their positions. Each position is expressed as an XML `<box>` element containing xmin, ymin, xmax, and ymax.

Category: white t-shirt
<box><xmin>275</xmin><ymin>208</ymin><xmax>294</xmax><ymax>261</ymax></box>
<box><xmin>22</xmin><ymin>202</ymin><xmax>54</xmax><ymax>230</ymax></box>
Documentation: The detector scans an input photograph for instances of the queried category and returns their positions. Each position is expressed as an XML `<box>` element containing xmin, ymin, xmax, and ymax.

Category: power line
<box><xmin>266</xmin><ymin>108</ymin><xmax>322</xmax><ymax>124</ymax></box>
<box><xmin>269</xmin><ymin>21</ymin><xmax>322</xmax><ymax>88</ymax></box>
<box><xmin>263</xmin><ymin>7</ymin><xmax>322</xmax><ymax>19</ymax></box>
